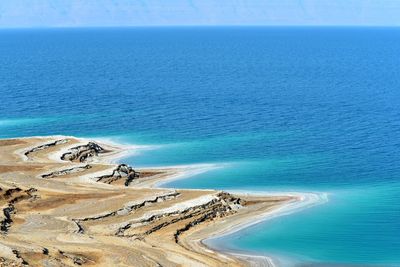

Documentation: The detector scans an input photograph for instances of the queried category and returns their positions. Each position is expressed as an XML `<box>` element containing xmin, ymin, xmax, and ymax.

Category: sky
<box><xmin>1</xmin><ymin>0</ymin><xmax>400</xmax><ymax>27</ymax></box>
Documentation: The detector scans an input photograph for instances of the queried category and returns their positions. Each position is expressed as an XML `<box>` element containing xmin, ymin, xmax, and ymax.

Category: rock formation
<box><xmin>24</xmin><ymin>139</ymin><xmax>69</xmax><ymax>159</ymax></box>
<box><xmin>61</xmin><ymin>142</ymin><xmax>106</xmax><ymax>162</ymax></box>
<box><xmin>0</xmin><ymin>136</ymin><xmax>292</xmax><ymax>267</ymax></box>
<box><xmin>96</xmin><ymin>164</ymin><xmax>140</xmax><ymax>186</ymax></box>
<box><xmin>41</xmin><ymin>164</ymin><xmax>92</xmax><ymax>179</ymax></box>
<box><xmin>0</xmin><ymin>187</ymin><xmax>38</xmax><ymax>233</ymax></box>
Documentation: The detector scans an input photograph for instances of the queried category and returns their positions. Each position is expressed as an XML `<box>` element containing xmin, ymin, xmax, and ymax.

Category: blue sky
<box><xmin>1</xmin><ymin>0</ymin><xmax>400</xmax><ymax>27</ymax></box>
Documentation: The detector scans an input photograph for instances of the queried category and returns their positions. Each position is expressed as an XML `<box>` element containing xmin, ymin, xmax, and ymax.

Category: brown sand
<box><xmin>0</xmin><ymin>136</ymin><xmax>295</xmax><ymax>267</ymax></box>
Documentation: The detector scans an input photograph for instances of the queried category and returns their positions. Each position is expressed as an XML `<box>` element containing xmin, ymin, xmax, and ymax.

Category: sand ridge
<box><xmin>0</xmin><ymin>136</ymin><xmax>294</xmax><ymax>267</ymax></box>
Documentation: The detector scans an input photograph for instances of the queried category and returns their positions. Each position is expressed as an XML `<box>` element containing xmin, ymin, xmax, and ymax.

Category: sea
<box><xmin>0</xmin><ymin>27</ymin><xmax>399</xmax><ymax>266</ymax></box>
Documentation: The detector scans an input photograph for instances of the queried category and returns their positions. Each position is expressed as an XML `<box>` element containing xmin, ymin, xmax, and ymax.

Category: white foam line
<box><xmin>4</xmin><ymin>135</ymin><xmax>330</xmax><ymax>266</ymax></box>
<box><xmin>93</xmin><ymin>136</ymin><xmax>161</xmax><ymax>151</ymax></box>
<box><xmin>153</xmin><ymin>163</ymin><xmax>223</xmax><ymax>188</ymax></box>
<box><xmin>230</xmin><ymin>252</ymin><xmax>276</xmax><ymax>267</ymax></box>
<box><xmin>202</xmin><ymin>191</ymin><xmax>328</xmax><ymax>267</ymax></box>
<box><xmin>209</xmin><ymin>191</ymin><xmax>327</xmax><ymax>240</ymax></box>
<box><xmin>80</xmin><ymin>136</ymin><xmax>165</xmax><ymax>164</ymax></box>
<box><xmin>81</xmin><ymin>136</ymin><xmax>329</xmax><ymax>266</ymax></box>
<box><xmin>88</xmin><ymin>135</ymin><xmax>225</xmax><ymax>186</ymax></box>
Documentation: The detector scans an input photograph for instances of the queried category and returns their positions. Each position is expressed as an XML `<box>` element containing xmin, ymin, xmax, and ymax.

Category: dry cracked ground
<box><xmin>0</xmin><ymin>136</ymin><xmax>293</xmax><ymax>267</ymax></box>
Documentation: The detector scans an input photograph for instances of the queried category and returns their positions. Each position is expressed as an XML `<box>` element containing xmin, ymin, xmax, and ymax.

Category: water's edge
<box><xmin>104</xmin><ymin>136</ymin><xmax>326</xmax><ymax>266</ymax></box>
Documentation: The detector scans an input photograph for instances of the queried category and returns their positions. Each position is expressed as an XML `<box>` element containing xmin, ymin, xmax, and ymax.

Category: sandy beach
<box><xmin>0</xmin><ymin>136</ymin><xmax>297</xmax><ymax>266</ymax></box>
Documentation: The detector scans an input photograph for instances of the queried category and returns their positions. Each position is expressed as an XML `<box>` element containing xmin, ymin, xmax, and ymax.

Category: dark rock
<box><xmin>41</xmin><ymin>165</ymin><xmax>92</xmax><ymax>179</ymax></box>
<box><xmin>96</xmin><ymin>164</ymin><xmax>140</xmax><ymax>186</ymax></box>
<box><xmin>61</xmin><ymin>142</ymin><xmax>106</xmax><ymax>162</ymax></box>
<box><xmin>24</xmin><ymin>139</ymin><xmax>69</xmax><ymax>158</ymax></box>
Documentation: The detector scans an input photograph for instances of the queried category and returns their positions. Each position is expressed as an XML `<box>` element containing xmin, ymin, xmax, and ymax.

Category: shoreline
<box><xmin>0</xmin><ymin>135</ymin><xmax>308</xmax><ymax>266</ymax></box>
<box><xmin>202</xmin><ymin>191</ymin><xmax>328</xmax><ymax>266</ymax></box>
<box><xmin>97</xmin><ymin>136</ymin><xmax>321</xmax><ymax>266</ymax></box>
<box><xmin>94</xmin><ymin>135</ymin><xmax>327</xmax><ymax>265</ymax></box>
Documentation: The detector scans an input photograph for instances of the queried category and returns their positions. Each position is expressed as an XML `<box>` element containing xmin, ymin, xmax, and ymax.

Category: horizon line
<box><xmin>1</xmin><ymin>24</ymin><xmax>400</xmax><ymax>30</ymax></box>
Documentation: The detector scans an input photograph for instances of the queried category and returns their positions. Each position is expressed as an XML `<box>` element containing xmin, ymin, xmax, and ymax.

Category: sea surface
<box><xmin>1</xmin><ymin>27</ymin><xmax>399</xmax><ymax>266</ymax></box>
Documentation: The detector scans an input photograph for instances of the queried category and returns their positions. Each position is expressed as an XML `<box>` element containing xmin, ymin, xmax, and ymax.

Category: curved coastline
<box><xmin>0</xmin><ymin>134</ymin><xmax>316</xmax><ymax>266</ymax></box>
<box><xmin>202</xmin><ymin>191</ymin><xmax>328</xmax><ymax>266</ymax></box>
<box><xmin>106</xmin><ymin>136</ymin><xmax>328</xmax><ymax>266</ymax></box>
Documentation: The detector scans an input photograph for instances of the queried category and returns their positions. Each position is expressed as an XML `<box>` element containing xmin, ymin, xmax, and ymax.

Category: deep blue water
<box><xmin>1</xmin><ymin>27</ymin><xmax>399</xmax><ymax>266</ymax></box>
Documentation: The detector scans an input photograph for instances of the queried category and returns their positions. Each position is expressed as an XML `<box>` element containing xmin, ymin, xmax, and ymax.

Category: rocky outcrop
<box><xmin>11</xmin><ymin>250</ymin><xmax>28</xmax><ymax>266</ymax></box>
<box><xmin>24</xmin><ymin>139</ymin><xmax>69</xmax><ymax>159</ymax></box>
<box><xmin>61</xmin><ymin>142</ymin><xmax>106</xmax><ymax>162</ymax></box>
<box><xmin>173</xmin><ymin>192</ymin><xmax>243</xmax><ymax>243</ymax></box>
<box><xmin>1</xmin><ymin>204</ymin><xmax>15</xmax><ymax>233</ymax></box>
<box><xmin>0</xmin><ymin>136</ymin><xmax>290</xmax><ymax>266</ymax></box>
<box><xmin>0</xmin><ymin>187</ymin><xmax>38</xmax><ymax>233</ymax></box>
<box><xmin>117</xmin><ymin>192</ymin><xmax>243</xmax><ymax>239</ymax></box>
<box><xmin>74</xmin><ymin>191</ymin><xmax>180</xmax><ymax>234</ymax></box>
<box><xmin>72</xmin><ymin>219</ymin><xmax>85</xmax><ymax>234</ymax></box>
<box><xmin>96</xmin><ymin>164</ymin><xmax>140</xmax><ymax>186</ymax></box>
<box><xmin>41</xmin><ymin>164</ymin><xmax>92</xmax><ymax>178</ymax></box>
<box><xmin>58</xmin><ymin>250</ymin><xmax>92</xmax><ymax>266</ymax></box>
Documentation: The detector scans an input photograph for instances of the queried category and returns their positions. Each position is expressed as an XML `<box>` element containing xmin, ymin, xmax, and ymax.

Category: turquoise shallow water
<box><xmin>122</xmin><ymin>136</ymin><xmax>400</xmax><ymax>266</ymax></box>
<box><xmin>1</xmin><ymin>27</ymin><xmax>399</xmax><ymax>266</ymax></box>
